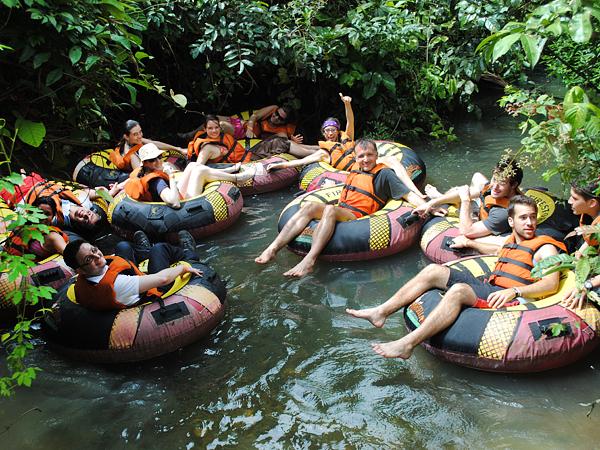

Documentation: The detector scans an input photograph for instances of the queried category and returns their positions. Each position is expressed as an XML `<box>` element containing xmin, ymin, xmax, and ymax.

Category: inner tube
<box><xmin>0</xmin><ymin>254</ymin><xmax>74</xmax><ymax>326</ymax></box>
<box><xmin>42</xmin><ymin>259</ymin><xmax>226</xmax><ymax>363</ymax></box>
<box><xmin>210</xmin><ymin>153</ymin><xmax>300</xmax><ymax>195</ymax></box>
<box><xmin>403</xmin><ymin>255</ymin><xmax>600</xmax><ymax>373</ymax></box>
<box><xmin>108</xmin><ymin>181</ymin><xmax>242</xmax><ymax>242</ymax></box>
<box><xmin>73</xmin><ymin>149</ymin><xmax>186</xmax><ymax>188</ymax></box>
<box><xmin>298</xmin><ymin>141</ymin><xmax>426</xmax><ymax>192</ymax></box>
<box><xmin>278</xmin><ymin>184</ymin><xmax>423</xmax><ymax>261</ymax></box>
<box><xmin>420</xmin><ymin>188</ymin><xmax>580</xmax><ymax>264</ymax></box>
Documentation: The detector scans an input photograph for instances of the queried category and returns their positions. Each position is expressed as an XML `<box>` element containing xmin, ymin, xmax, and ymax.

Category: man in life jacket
<box><xmin>255</xmin><ymin>138</ymin><xmax>425</xmax><ymax>277</ymax></box>
<box><xmin>347</xmin><ymin>195</ymin><xmax>565</xmax><ymax>359</ymax></box>
<box><xmin>414</xmin><ymin>159</ymin><xmax>523</xmax><ymax>243</ymax></box>
<box><xmin>562</xmin><ymin>179</ymin><xmax>600</xmax><ymax>310</ymax></box>
<box><xmin>62</xmin><ymin>230</ymin><xmax>202</xmax><ymax>311</ymax></box>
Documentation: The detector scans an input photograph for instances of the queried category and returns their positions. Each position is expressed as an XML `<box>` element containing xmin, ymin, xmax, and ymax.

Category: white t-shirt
<box><xmin>86</xmin><ymin>266</ymin><xmax>141</xmax><ymax>306</ymax></box>
<box><xmin>58</xmin><ymin>194</ymin><xmax>94</xmax><ymax>228</ymax></box>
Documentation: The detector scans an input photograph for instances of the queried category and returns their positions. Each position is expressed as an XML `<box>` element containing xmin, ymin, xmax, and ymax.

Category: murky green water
<box><xmin>2</xmin><ymin>100</ymin><xmax>600</xmax><ymax>449</ymax></box>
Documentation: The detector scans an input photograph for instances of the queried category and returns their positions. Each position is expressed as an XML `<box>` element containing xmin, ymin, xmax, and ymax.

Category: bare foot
<box><xmin>424</xmin><ymin>184</ymin><xmax>442</xmax><ymax>199</ymax></box>
<box><xmin>283</xmin><ymin>259</ymin><xmax>315</xmax><ymax>277</ymax></box>
<box><xmin>345</xmin><ymin>306</ymin><xmax>387</xmax><ymax>328</ymax></box>
<box><xmin>255</xmin><ymin>247</ymin><xmax>277</xmax><ymax>264</ymax></box>
<box><xmin>371</xmin><ymin>339</ymin><xmax>414</xmax><ymax>359</ymax></box>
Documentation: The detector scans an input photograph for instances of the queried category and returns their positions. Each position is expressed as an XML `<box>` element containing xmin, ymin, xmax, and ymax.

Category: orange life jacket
<box><xmin>24</xmin><ymin>181</ymin><xmax>82</xmax><ymax>227</ymax></box>
<box><xmin>253</xmin><ymin>111</ymin><xmax>296</xmax><ymax>138</ymax></box>
<box><xmin>5</xmin><ymin>226</ymin><xmax>68</xmax><ymax>260</ymax></box>
<box><xmin>109</xmin><ymin>142</ymin><xmax>142</xmax><ymax>171</ymax></box>
<box><xmin>0</xmin><ymin>172</ymin><xmax>45</xmax><ymax>208</ymax></box>
<box><xmin>74</xmin><ymin>255</ymin><xmax>162</xmax><ymax>311</ymax></box>
<box><xmin>479</xmin><ymin>184</ymin><xmax>511</xmax><ymax>220</ymax></box>
<box><xmin>187</xmin><ymin>131</ymin><xmax>252</xmax><ymax>163</ymax></box>
<box><xmin>321</xmin><ymin>143</ymin><xmax>355</xmax><ymax>172</ymax></box>
<box><xmin>488</xmin><ymin>234</ymin><xmax>566</xmax><ymax>288</ymax></box>
<box><xmin>580</xmin><ymin>214</ymin><xmax>600</xmax><ymax>248</ymax></box>
<box><xmin>124</xmin><ymin>168</ymin><xmax>170</xmax><ymax>202</ymax></box>
<box><xmin>338</xmin><ymin>163</ymin><xmax>387</xmax><ymax>218</ymax></box>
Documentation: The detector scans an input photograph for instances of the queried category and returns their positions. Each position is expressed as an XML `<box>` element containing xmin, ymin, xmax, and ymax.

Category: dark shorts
<box><xmin>447</xmin><ymin>268</ymin><xmax>509</xmax><ymax>308</ymax></box>
<box><xmin>250</xmin><ymin>136</ymin><xmax>291</xmax><ymax>160</ymax></box>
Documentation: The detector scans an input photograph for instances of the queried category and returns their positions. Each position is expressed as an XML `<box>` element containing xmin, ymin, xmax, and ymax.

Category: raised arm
<box><xmin>143</xmin><ymin>138</ymin><xmax>187</xmax><ymax>156</ymax></box>
<box><xmin>340</xmin><ymin>93</ymin><xmax>354</xmax><ymax>141</ymax></box>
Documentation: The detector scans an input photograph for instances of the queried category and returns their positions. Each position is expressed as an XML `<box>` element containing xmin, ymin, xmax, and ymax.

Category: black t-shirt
<box><xmin>148</xmin><ymin>178</ymin><xmax>169</xmax><ymax>202</ymax></box>
<box><xmin>373</xmin><ymin>168</ymin><xmax>410</xmax><ymax>202</ymax></box>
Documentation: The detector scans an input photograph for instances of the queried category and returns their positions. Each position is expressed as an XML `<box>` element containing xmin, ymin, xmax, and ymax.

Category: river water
<box><xmin>2</xmin><ymin>98</ymin><xmax>600</xmax><ymax>449</ymax></box>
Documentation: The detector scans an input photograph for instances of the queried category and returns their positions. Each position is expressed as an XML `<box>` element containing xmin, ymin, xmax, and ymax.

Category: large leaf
<box><xmin>170</xmin><ymin>89</ymin><xmax>187</xmax><ymax>108</ymax></box>
<box><xmin>564</xmin><ymin>103</ymin><xmax>589</xmax><ymax>130</ymax></box>
<box><xmin>519</xmin><ymin>34</ymin><xmax>546</xmax><ymax>68</ymax></box>
<box><xmin>68</xmin><ymin>46</ymin><xmax>82</xmax><ymax>65</ymax></box>
<box><xmin>564</xmin><ymin>86</ymin><xmax>588</xmax><ymax>109</ymax></box>
<box><xmin>1</xmin><ymin>0</ymin><xmax>19</xmax><ymax>6</ymax></box>
<box><xmin>15</xmin><ymin>119</ymin><xmax>46</xmax><ymax>148</ymax></box>
<box><xmin>45</xmin><ymin>68</ymin><xmax>63</xmax><ymax>86</ymax></box>
<box><xmin>492</xmin><ymin>33</ymin><xmax>521</xmax><ymax>62</ymax></box>
<box><xmin>569</xmin><ymin>10</ymin><xmax>592</xmax><ymax>43</ymax></box>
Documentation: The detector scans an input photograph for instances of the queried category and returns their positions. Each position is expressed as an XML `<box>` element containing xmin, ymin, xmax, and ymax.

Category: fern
<box><xmin>531</xmin><ymin>253</ymin><xmax>576</xmax><ymax>279</ymax></box>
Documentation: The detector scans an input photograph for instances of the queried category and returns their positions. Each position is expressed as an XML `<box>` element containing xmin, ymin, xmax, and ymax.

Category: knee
<box><xmin>446</xmin><ymin>283</ymin><xmax>474</xmax><ymax>300</ymax></box>
<box><xmin>322</xmin><ymin>205</ymin><xmax>336</xmax><ymax>219</ymax></box>
<box><xmin>150</xmin><ymin>242</ymin><xmax>169</xmax><ymax>256</ymax></box>
<box><xmin>115</xmin><ymin>241</ymin><xmax>133</xmax><ymax>255</ymax></box>
<box><xmin>300</xmin><ymin>202</ymin><xmax>320</xmax><ymax>216</ymax></box>
<box><xmin>422</xmin><ymin>263</ymin><xmax>444</xmax><ymax>277</ymax></box>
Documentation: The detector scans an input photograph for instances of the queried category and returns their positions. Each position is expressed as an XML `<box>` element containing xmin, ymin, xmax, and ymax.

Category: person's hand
<box><xmin>339</xmin><ymin>92</ymin><xmax>352</xmax><ymax>104</ymax></box>
<box><xmin>246</xmin><ymin>128</ymin><xmax>256</xmax><ymax>139</ymax></box>
<box><xmin>414</xmin><ymin>201</ymin><xmax>433</xmax><ymax>217</ymax></box>
<box><xmin>561</xmin><ymin>287</ymin><xmax>586</xmax><ymax>310</ymax></box>
<box><xmin>181</xmin><ymin>265</ymin><xmax>203</xmax><ymax>278</ymax></box>
<box><xmin>457</xmin><ymin>185</ymin><xmax>471</xmax><ymax>203</ymax></box>
<box><xmin>449</xmin><ymin>235</ymin><xmax>470</xmax><ymax>249</ymax></box>
<box><xmin>321</xmin><ymin>179</ymin><xmax>337</xmax><ymax>188</ymax></box>
<box><xmin>290</xmin><ymin>134</ymin><xmax>303</xmax><ymax>144</ymax></box>
<box><xmin>486</xmin><ymin>288</ymin><xmax>517</xmax><ymax>309</ymax></box>
<box><xmin>266</xmin><ymin>163</ymin><xmax>283</xmax><ymax>172</ymax></box>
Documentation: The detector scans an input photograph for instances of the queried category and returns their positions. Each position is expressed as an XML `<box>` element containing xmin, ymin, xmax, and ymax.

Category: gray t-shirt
<box><xmin>372</xmin><ymin>168</ymin><xmax>410</xmax><ymax>202</ymax></box>
<box><xmin>482</xmin><ymin>206</ymin><xmax>510</xmax><ymax>235</ymax></box>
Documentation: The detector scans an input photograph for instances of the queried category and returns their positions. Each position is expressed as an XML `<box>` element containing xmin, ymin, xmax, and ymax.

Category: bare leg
<box><xmin>284</xmin><ymin>205</ymin><xmax>356</xmax><ymax>277</ymax></box>
<box><xmin>255</xmin><ymin>202</ymin><xmax>326</xmax><ymax>264</ymax></box>
<box><xmin>179</xmin><ymin>164</ymin><xmax>253</xmax><ymax>198</ymax></box>
<box><xmin>424</xmin><ymin>184</ymin><xmax>443</xmax><ymax>199</ymax></box>
<box><xmin>371</xmin><ymin>283</ymin><xmax>477</xmax><ymax>358</ymax></box>
<box><xmin>378</xmin><ymin>156</ymin><xmax>425</xmax><ymax>198</ymax></box>
<box><xmin>346</xmin><ymin>264</ymin><xmax>451</xmax><ymax>327</ymax></box>
<box><xmin>288</xmin><ymin>142</ymin><xmax>321</xmax><ymax>158</ymax></box>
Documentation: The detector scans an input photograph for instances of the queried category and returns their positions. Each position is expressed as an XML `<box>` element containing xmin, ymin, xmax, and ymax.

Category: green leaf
<box><xmin>45</xmin><ymin>68</ymin><xmax>63</xmax><ymax>86</ymax></box>
<box><xmin>1</xmin><ymin>0</ymin><xmax>19</xmax><ymax>6</ymax></box>
<box><xmin>134</xmin><ymin>51</ymin><xmax>152</xmax><ymax>61</ymax></box>
<box><xmin>111</xmin><ymin>34</ymin><xmax>131</xmax><ymax>50</ymax></box>
<box><xmin>519</xmin><ymin>34</ymin><xmax>546</xmax><ymax>68</ymax></box>
<box><xmin>124</xmin><ymin>83</ymin><xmax>137</xmax><ymax>104</ymax></box>
<box><xmin>85</xmin><ymin>55</ymin><xmax>100</xmax><ymax>71</ymax></box>
<box><xmin>564</xmin><ymin>86</ymin><xmax>588</xmax><ymax>108</ymax></box>
<box><xmin>32</xmin><ymin>52</ymin><xmax>50</xmax><ymax>69</ymax></box>
<box><xmin>15</xmin><ymin>119</ymin><xmax>46</xmax><ymax>147</ymax></box>
<box><xmin>492</xmin><ymin>33</ymin><xmax>521</xmax><ymax>62</ymax></box>
<box><xmin>569</xmin><ymin>10</ymin><xmax>592</xmax><ymax>43</ymax></box>
<box><xmin>68</xmin><ymin>46</ymin><xmax>82</xmax><ymax>65</ymax></box>
<box><xmin>381</xmin><ymin>72</ymin><xmax>396</xmax><ymax>93</ymax></box>
<box><xmin>169</xmin><ymin>90</ymin><xmax>187</xmax><ymax>108</ymax></box>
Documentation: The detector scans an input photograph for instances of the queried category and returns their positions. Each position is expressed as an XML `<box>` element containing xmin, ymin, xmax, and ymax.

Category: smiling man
<box><xmin>347</xmin><ymin>195</ymin><xmax>566</xmax><ymax>359</ymax></box>
<box><xmin>255</xmin><ymin>138</ymin><xmax>425</xmax><ymax>277</ymax></box>
<box><xmin>415</xmin><ymin>159</ymin><xmax>523</xmax><ymax>241</ymax></box>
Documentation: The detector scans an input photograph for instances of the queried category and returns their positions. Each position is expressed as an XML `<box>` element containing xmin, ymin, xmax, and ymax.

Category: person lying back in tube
<box><xmin>109</xmin><ymin>143</ymin><xmax>254</xmax><ymax>209</ymax></box>
<box><xmin>255</xmin><ymin>138</ymin><xmax>427</xmax><ymax>278</ymax></box>
<box><xmin>62</xmin><ymin>230</ymin><xmax>202</xmax><ymax>311</ymax></box>
<box><xmin>109</xmin><ymin>119</ymin><xmax>187</xmax><ymax>172</ymax></box>
<box><xmin>414</xmin><ymin>159</ymin><xmax>524</xmax><ymax>245</ymax></box>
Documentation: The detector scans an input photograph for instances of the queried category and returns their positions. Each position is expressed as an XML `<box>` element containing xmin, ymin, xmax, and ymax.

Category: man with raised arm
<box><xmin>255</xmin><ymin>138</ymin><xmax>425</xmax><ymax>277</ymax></box>
<box><xmin>347</xmin><ymin>195</ymin><xmax>565</xmax><ymax>359</ymax></box>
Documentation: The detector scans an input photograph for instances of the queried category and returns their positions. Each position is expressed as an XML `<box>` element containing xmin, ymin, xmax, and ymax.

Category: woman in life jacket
<box><xmin>111</xmin><ymin>143</ymin><xmax>254</xmax><ymax>209</ymax></box>
<box><xmin>109</xmin><ymin>119</ymin><xmax>187</xmax><ymax>172</ymax></box>
<box><xmin>265</xmin><ymin>94</ymin><xmax>425</xmax><ymax>197</ymax></box>
<box><xmin>186</xmin><ymin>115</ymin><xmax>253</xmax><ymax>165</ymax></box>
<box><xmin>5</xmin><ymin>196</ymin><xmax>69</xmax><ymax>260</ymax></box>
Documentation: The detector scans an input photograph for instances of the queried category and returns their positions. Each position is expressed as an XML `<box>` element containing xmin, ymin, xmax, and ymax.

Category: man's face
<box><xmin>38</xmin><ymin>203</ymin><xmax>54</xmax><ymax>225</ymax></box>
<box><xmin>489</xmin><ymin>176</ymin><xmax>514</xmax><ymax>199</ymax></box>
<box><xmin>270</xmin><ymin>108</ymin><xmax>287</xmax><ymax>125</ymax></box>
<box><xmin>76</xmin><ymin>243</ymin><xmax>106</xmax><ymax>276</ymax></box>
<box><xmin>568</xmin><ymin>188</ymin><xmax>597</xmax><ymax>215</ymax></box>
<box><xmin>508</xmin><ymin>203</ymin><xmax>537</xmax><ymax>240</ymax></box>
<box><xmin>71</xmin><ymin>206</ymin><xmax>101</xmax><ymax>229</ymax></box>
<box><xmin>354</xmin><ymin>143</ymin><xmax>378</xmax><ymax>172</ymax></box>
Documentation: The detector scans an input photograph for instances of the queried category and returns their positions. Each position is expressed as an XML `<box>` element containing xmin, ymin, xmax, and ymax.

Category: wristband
<box><xmin>512</xmin><ymin>287</ymin><xmax>521</xmax><ymax>297</ymax></box>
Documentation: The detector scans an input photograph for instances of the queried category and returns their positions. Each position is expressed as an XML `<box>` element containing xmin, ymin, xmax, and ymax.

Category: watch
<box><xmin>584</xmin><ymin>280</ymin><xmax>594</xmax><ymax>291</ymax></box>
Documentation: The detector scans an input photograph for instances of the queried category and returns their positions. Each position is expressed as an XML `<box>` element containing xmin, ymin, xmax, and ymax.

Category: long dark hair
<box><xmin>119</xmin><ymin>119</ymin><xmax>140</xmax><ymax>146</ymax></box>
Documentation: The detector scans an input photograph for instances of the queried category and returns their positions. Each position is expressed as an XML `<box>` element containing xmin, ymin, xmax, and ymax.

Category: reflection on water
<box><xmin>2</xmin><ymin>103</ymin><xmax>600</xmax><ymax>449</ymax></box>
